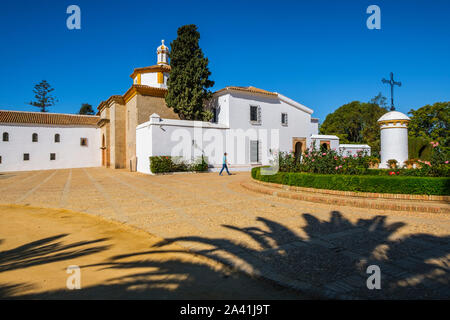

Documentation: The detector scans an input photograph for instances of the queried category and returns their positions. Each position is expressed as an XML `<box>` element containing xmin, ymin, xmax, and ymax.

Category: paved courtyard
<box><xmin>1</xmin><ymin>167</ymin><xmax>449</xmax><ymax>299</ymax></box>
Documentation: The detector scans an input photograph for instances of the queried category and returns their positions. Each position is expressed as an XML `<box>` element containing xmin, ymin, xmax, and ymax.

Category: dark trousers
<box><xmin>220</xmin><ymin>164</ymin><xmax>230</xmax><ymax>175</ymax></box>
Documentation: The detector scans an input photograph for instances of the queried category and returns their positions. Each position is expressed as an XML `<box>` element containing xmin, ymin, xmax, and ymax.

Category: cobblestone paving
<box><xmin>1</xmin><ymin>168</ymin><xmax>449</xmax><ymax>299</ymax></box>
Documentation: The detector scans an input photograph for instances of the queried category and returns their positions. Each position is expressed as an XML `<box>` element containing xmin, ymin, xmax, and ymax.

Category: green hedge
<box><xmin>150</xmin><ymin>156</ymin><xmax>208</xmax><ymax>174</ymax></box>
<box><xmin>252</xmin><ymin>167</ymin><xmax>450</xmax><ymax>196</ymax></box>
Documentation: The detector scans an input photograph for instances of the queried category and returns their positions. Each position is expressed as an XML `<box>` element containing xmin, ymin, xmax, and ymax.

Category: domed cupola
<box><xmin>157</xmin><ymin>40</ymin><xmax>169</xmax><ymax>65</ymax></box>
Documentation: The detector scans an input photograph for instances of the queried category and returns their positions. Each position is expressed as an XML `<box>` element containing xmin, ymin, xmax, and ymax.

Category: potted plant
<box><xmin>387</xmin><ymin>159</ymin><xmax>398</xmax><ymax>169</ymax></box>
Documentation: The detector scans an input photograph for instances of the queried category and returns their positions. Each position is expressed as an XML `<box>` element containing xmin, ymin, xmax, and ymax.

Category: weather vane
<box><xmin>382</xmin><ymin>72</ymin><xmax>401</xmax><ymax>111</ymax></box>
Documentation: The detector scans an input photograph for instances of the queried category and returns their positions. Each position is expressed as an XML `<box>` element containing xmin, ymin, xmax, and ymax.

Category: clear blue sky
<box><xmin>0</xmin><ymin>0</ymin><xmax>449</xmax><ymax>122</ymax></box>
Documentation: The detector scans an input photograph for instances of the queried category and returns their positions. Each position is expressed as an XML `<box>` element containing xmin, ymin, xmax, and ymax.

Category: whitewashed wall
<box><xmin>138</xmin><ymin>72</ymin><xmax>169</xmax><ymax>89</ymax></box>
<box><xmin>137</xmin><ymin>91</ymin><xmax>318</xmax><ymax>174</ymax></box>
<box><xmin>337</xmin><ymin>144</ymin><xmax>371</xmax><ymax>157</ymax></box>
<box><xmin>225</xmin><ymin>92</ymin><xmax>314</xmax><ymax>154</ymax></box>
<box><xmin>310</xmin><ymin>119</ymin><xmax>319</xmax><ymax>136</ymax></box>
<box><xmin>310</xmin><ymin>135</ymin><xmax>340</xmax><ymax>151</ymax></box>
<box><xmin>379</xmin><ymin>126</ymin><xmax>408</xmax><ymax>168</ymax></box>
<box><xmin>137</xmin><ymin>115</ymin><xmax>240</xmax><ymax>174</ymax></box>
<box><xmin>136</xmin><ymin>121</ymin><xmax>153</xmax><ymax>174</ymax></box>
<box><xmin>0</xmin><ymin>124</ymin><xmax>101</xmax><ymax>172</ymax></box>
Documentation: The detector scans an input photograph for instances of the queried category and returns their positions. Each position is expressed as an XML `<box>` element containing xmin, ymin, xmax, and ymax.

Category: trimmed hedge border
<box><xmin>252</xmin><ymin>167</ymin><xmax>450</xmax><ymax>196</ymax></box>
<box><xmin>150</xmin><ymin>156</ymin><xmax>208</xmax><ymax>174</ymax></box>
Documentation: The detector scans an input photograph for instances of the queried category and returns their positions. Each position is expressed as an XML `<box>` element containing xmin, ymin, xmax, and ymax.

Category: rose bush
<box><xmin>279</xmin><ymin>148</ymin><xmax>371</xmax><ymax>175</ymax></box>
<box><xmin>277</xmin><ymin>143</ymin><xmax>449</xmax><ymax>177</ymax></box>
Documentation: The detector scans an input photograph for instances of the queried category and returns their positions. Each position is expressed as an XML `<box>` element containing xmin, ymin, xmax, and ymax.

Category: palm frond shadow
<box><xmin>153</xmin><ymin>211</ymin><xmax>450</xmax><ymax>299</ymax></box>
<box><xmin>1</xmin><ymin>211</ymin><xmax>448</xmax><ymax>299</ymax></box>
<box><xmin>0</xmin><ymin>234</ymin><xmax>110</xmax><ymax>273</ymax></box>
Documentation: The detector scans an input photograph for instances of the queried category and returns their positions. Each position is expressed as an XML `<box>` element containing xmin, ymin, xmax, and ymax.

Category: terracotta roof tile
<box><xmin>0</xmin><ymin>110</ymin><xmax>100</xmax><ymax>126</ymax></box>
<box><xmin>215</xmin><ymin>86</ymin><xmax>277</xmax><ymax>96</ymax></box>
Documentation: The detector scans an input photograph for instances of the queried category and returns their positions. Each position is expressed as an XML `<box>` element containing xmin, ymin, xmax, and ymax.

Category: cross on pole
<box><xmin>382</xmin><ymin>72</ymin><xmax>402</xmax><ymax>111</ymax></box>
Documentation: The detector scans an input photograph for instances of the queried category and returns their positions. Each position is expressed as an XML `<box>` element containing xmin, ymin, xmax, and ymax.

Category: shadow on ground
<box><xmin>1</xmin><ymin>211</ymin><xmax>449</xmax><ymax>299</ymax></box>
<box><xmin>0</xmin><ymin>234</ymin><xmax>110</xmax><ymax>273</ymax></box>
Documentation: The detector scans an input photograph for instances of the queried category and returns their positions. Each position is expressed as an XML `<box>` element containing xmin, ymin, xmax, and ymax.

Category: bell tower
<box><xmin>130</xmin><ymin>40</ymin><xmax>170</xmax><ymax>89</ymax></box>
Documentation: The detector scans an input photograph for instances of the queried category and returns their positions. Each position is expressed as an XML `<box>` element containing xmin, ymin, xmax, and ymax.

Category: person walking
<box><xmin>219</xmin><ymin>152</ymin><xmax>231</xmax><ymax>176</ymax></box>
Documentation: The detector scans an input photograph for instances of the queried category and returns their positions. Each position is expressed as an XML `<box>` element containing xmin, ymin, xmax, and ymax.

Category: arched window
<box><xmin>2</xmin><ymin>132</ymin><xmax>9</xmax><ymax>142</ymax></box>
<box><xmin>55</xmin><ymin>134</ymin><xmax>60</xmax><ymax>143</ymax></box>
<box><xmin>32</xmin><ymin>133</ymin><xmax>38</xmax><ymax>142</ymax></box>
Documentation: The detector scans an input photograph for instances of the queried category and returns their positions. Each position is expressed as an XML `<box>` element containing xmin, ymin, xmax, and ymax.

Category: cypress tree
<box><xmin>165</xmin><ymin>25</ymin><xmax>214</xmax><ymax>121</ymax></box>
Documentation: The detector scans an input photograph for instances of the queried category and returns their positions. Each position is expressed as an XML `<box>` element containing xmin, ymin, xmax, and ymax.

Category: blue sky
<box><xmin>0</xmin><ymin>0</ymin><xmax>449</xmax><ymax>122</ymax></box>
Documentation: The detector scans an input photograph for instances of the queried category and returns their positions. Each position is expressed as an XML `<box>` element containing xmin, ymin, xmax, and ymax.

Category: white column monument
<box><xmin>378</xmin><ymin>111</ymin><xmax>410</xmax><ymax>168</ymax></box>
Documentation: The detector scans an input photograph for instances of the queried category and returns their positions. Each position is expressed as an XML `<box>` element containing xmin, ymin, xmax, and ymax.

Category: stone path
<box><xmin>0</xmin><ymin>168</ymin><xmax>449</xmax><ymax>299</ymax></box>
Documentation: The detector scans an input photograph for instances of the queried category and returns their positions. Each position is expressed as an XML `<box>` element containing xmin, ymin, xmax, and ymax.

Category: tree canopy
<box><xmin>28</xmin><ymin>80</ymin><xmax>57</xmax><ymax>112</ymax></box>
<box><xmin>165</xmin><ymin>24</ymin><xmax>214</xmax><ymax>121</ymax></box>
<box><xmin>408</xmin><ymin>102</ymin><xmax>449</xmax><ymax>149</ymax></box>
<box><xmin>320</xmin><ymin>97</ymin><xmax>449</xmax><ymax>158</ymax></box>
<box><xmin>319</xmin><ymin>96</ymin><xmax>388</xmax><ymax>155</ymax></box>
<box><xmin>78</xmin><ymin>103</ymin><xmax>95</xmax><ymax>115</ymax></box>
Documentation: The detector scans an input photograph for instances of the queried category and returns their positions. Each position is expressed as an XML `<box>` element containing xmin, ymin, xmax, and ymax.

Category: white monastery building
<box><xmin>136</xmin><ymin>86</ymin><xmax>327</xmax><ymax>173</ymax></box>
<box><xmin>0</xmin><ymin>40</ymin><xmax>369</xmax><ymax>174</ymax></box>
<box><xmin>0</xmin><ymin>111</ymin><xmax>101</xmax><ymax>172</ymax></box>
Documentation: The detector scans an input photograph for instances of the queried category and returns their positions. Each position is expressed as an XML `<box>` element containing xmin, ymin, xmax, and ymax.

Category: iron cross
<box><xmin>382</xmin><ymin>72</ymin><xmax>402</xmax><ymax>111</ymax></box>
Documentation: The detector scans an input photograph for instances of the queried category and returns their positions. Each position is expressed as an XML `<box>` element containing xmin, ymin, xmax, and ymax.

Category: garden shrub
<box><xmin>276</xmin><ymin>142</ymin><xmax>449</xmax><ymax>178</ymax></box>
<box><xmin>252</xmin><ymin>167</ymin><xmax>450</xmax><ymax>196</ymax></box>
<box><xmin>409</xmin><ymin>136</ymin><xmax>433</xmax><ymax>160</ymax></box>
<box><xmin>150</xmin><ymin>156</ymin><xmax>209</xmax><ymax>173</ymax></box>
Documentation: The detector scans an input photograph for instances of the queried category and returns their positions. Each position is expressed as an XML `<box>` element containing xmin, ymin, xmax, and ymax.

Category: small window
<box><xmin>281</xmin><ymin>113</ymin><xmax>288</xmax><ymax>126</ymax></box>
<box><xmin>32</xmin><ymin>133</ymin><xmax>38</xmax><ymax>142</ymax></box>
<box><xmin>2</xmin><ymin>132</ymin><xmax>9</xmax><ymax>142</ymax></box>
<box><xmin>23</xmin><ymin>153</ymin><xmax>30</xmax><ymax>161</ymax></box>
<box><xmin>50</xmin><ymin>153</ymin><xmax>56</xmax><ymax>160</ymax></box>
<box><xmin>80</xmin><ymin>138</ymin><xmax>88</xmax><ymax>146</ymax></box>
<box><xmin>250</xmin><ymin>106</ymin><xmax>258</xmax><ymax>122</ymax></box>
<box><xmin>212</xmin><ymin>108</ymin><xmax>218</xmax><ymax>123</ymax></box>
<box><xmin>55</xmin><ymin>134</ymin><xmax>60</xmax><ymax>143</ymax></box>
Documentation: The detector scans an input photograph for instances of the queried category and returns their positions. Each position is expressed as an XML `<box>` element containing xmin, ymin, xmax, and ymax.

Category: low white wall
<box><xmin>0</xmin><ymin>124</ymin><xmax>101</xmax><ymax>172</ymax></box>
<box><xmin>136</xmin><ymin>115</ymin><xmax>281</xmax><ymax>174</ymax></box>
<box><xmin>338</xmin><ymin>144</ymin><xmax>371</xmax><ymax>157</ymax></box>
<box><xmin>310</xmin><ymin>135</ymin><xmax>340</xmax><ymax>151</ymax></box>
<box><xmin>136</xmin><ymin>123</ymin><xmax>152</xmax><ymax>174</ymax></box>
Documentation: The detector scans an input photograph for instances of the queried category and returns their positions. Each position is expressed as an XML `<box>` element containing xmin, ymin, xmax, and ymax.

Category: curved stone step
<box><xmin>241</xmin><ymin>180</ymin><xmax>450</xmax><ymax>214</ymax></box>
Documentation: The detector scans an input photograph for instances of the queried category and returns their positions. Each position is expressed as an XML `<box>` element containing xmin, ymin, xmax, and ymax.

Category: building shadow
<box><xmin>1</xmin><ymin>212</ymin><xmax>449</xmax><ymax>299</ymax></box>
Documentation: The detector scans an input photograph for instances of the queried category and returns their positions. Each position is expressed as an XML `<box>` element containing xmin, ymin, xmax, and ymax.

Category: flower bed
<box><xmin>251</xmin><ymin>167</ymin><xmax>450</xmax><ymax>196</ymax></box>
<box><xmin>276</xmin><ymin>142</ymin><xmax>449</xmax><ymax>177</ymax></box>
<box><xmin>150</xmin><ymin>156</ymin><xmax>208</xmax><ymax>173</ymax></box>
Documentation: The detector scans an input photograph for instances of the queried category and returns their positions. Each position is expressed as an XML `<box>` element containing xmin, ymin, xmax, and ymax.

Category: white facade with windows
<box><xmin>136</xmin><ymin>86</ymin><xmax>352</xmax><ymax>174</ymax></box>
<box><xmin>0</xmin><ymin>112</ymin><xmax>101</xmax><ymax>172</ymax></box>
<box><xmin>1</xmin><ymin>41</ymin><xmax>370</xmax><ymax>174</ymax></box>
